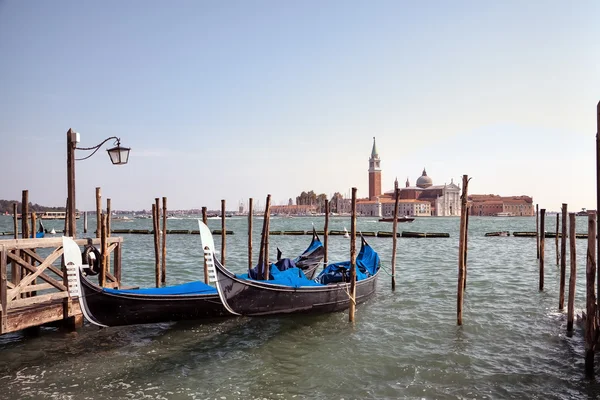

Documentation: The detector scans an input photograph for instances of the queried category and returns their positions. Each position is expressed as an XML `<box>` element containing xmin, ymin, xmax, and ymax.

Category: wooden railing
<box><xmin>0</xmin><ymin>236</ymin><xmax>122</xmax><ymax>334</ymax></box>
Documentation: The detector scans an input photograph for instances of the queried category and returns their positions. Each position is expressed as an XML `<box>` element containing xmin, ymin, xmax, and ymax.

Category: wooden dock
<box><xmin>0</xmin><ymin>236</ymin><xmax>122</xmax><ymax>335</ymax></box>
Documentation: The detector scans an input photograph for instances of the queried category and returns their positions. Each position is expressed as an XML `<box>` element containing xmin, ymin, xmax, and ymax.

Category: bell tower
<box><xmin>368</xmin><ymin>137</ymin><xmax>381</xmax><ymax>200</ymax></box>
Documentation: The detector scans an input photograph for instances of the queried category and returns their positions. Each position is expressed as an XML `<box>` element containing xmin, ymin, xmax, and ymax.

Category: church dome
<box><xmin>416</xmin><ymin>168</ymin><xmax>433</xmax><ymax>188</ymax></box>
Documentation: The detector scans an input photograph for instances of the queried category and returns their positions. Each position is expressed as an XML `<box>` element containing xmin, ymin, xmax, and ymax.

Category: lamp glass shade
<box><xmin>107</xmin><ymin>145</ymin><xmax>130</xmax><ymax>165</ymax></box>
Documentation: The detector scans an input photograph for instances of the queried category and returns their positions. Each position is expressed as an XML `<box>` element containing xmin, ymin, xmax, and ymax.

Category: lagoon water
<box><xmin>1</xmin><ymin>214</ymin><xmax>599</xmax><ymax>399</ymax></box>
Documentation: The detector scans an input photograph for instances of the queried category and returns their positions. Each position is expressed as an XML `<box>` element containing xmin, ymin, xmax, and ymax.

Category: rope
<box><xmin>378</xmin><ymin>262</ymin><xmax>395</xmax><ymax>277</ymax></box>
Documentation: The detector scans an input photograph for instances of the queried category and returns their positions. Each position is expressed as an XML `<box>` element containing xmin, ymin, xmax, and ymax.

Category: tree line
<box><xmin>0</xmin><ymin>199</ymin><xmax>68</xmax><ymax>214</ymax></box>
<box><xmin>295</xmin><ymin>191</ymin><xmax>346</xmax><ymax>213</ymax></box>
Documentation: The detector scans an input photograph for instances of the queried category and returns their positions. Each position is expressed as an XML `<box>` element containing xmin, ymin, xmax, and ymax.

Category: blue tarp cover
<box><xmin>237</xmin><ymin>264</ymin><xmax>323</xmax><ymax>288</ymax></box>
<box><xmin>315</xmin><ymin>243</ymin><xmax>380</xmax><ymax>285</ymax></box>
<box><xmin>104</xmin><ymin>280</ymin><xmax>217</xmax><ymax>295</ymax></box>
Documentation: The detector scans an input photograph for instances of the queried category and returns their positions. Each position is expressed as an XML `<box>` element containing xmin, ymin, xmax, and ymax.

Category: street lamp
<box><xmin>66</xmin><ymin>128</ymin><xmax>131</xmax><ymax>238</ymax></box>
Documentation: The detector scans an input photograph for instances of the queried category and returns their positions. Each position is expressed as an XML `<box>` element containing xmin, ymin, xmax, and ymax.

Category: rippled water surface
<box><xmin>1</xmin><ymin>215</ymin><xmax>600</xmax><ymax>399</ymax></box>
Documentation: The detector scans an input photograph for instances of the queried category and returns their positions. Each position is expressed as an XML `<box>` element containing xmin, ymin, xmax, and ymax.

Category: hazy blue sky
<box><xmin>0</xmin><ymin>1</ymin><xmax>598</xmax><ymax>212</ymax></box>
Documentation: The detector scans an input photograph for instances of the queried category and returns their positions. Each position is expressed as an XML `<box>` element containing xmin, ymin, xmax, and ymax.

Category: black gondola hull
<box><xmin>78</xmin><ymin>274</ymin><xmax>229</xmax><ymax>327</ymax></box>
<box><xmin>214</xmin><ymin>261</ymin><xmax>378</xmax><ymax>316</ymax></box>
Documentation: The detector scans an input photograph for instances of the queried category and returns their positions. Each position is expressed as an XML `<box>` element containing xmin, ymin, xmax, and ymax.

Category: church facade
<box><xmin>356</xmin><ymin>138</ymin><xmax>461</xmax><ymax>217</ymax></box>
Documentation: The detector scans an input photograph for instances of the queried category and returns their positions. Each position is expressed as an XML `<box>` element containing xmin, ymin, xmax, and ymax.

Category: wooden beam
<box><xmin>349</xmin><ymin>187</ymin><xmax>357</xmax><ymax>322</ymax></box>
<box><xmin>391</xmin><ymin>187</ymin><xmax>399</xmax><ymax>291</ymax></box>
<box><xmin>0</xmin><ymin>236</ymin><xmax>121</xmax><ymax>251</ymax></box>
<box><xmin>7</xmin><ymin>247</ymin><xmax>65</xmax><ymax>299</ymax></box>
<box><xmin>8</xmin><ymin>291</ymin><xmax>69</xmax><ymax>310</ymax></box>
<box><xmin>1</xmin><ymin>246</ymin><xmax>7</xmax><ymax>333</ymax></box>
<box><xmin>22</xmin><ymin>248</ymin><xmax>65</xmax><ymax>280</ymax></box>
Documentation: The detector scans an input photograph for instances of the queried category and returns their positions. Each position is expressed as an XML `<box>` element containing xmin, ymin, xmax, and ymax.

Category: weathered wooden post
<box><xmin>12</xmin><ymin>203</ymin><xmax>18</xmax><ymax>239</ymax></box>
<box><xmin>202</xmin><ymin>206</ymin><xmax>209</xmax><ymax>283</ymax></box>
<box><xmin>161</xmin><ymin>197</ymin><xmax>167</xmax><ymax>285</ymax></box>
<box><xmin>257</xmin><ymin>195</ymin><xmax>271</xmax><ymax>280</ymax></box>
<box><xmin>83</xmin><ymin>211</ymin><xmax>88</xmax><ymax>234</ymax></box>
<box><xmin>596</xmin><ymin>100</ymin><xmax>600</xmax><ymax>308</ymax></box>
<box><xmin>539</xmin><ymin>209</ymin><xmax>546</xmax><ymax>291</ymax></box>
<box><xmin>21</xmin><ymin>190</ymin><xmax>29</xmax><ymax>239</ymax></box>
<box><xmin>99</xmin><ymin>213</ymin><xmax>108</xmax><ymax>287</ymax></box>
<box><xmin>391</xmin><ymin>188</ymin><xmax>399</xmax><ymax>291</ymax></box>
<box><xmin>555</xmin><ymin>213</ymin><xmax>559</xmax><ymax>266</ymax></box>
<box><xmin>152</xmin><ymin>202</ymin><xmax>160</xmax><ymax>287</ymax></box>
<box><xmin>349</xmin><ymin>187</ymin><xmax>357</xmax><ymax>323</ymax></box>
<box><xmin>11</xmin><ymin>202</ymin><xmax>19</xmax><ymax>286</ymax></box>
<box><xmin>560</xmin><ymin>203</ymin><xmax>568</xmax><ymax>310</ymax></box>
<box><xmin>464</xmin><ymin>204</ymin><xmax>470</xmax><ymax>290</ymax></box>
<box><xmin>567</xmin><ymin>213</ymin><xmax>577</xmax><ymax>333</ymax></box>
<box><xmin>95</xmin><ymin>187</ymin><xmax>102</xmax><ymax>238</ymax></box>
<box><xmin>248</xmin><ymin>199</ymin><xmax>253</xmax><ymax>272</ymax></box>
<box><xmin>324</xmin><ymin>199</ymin><xmax>329</xmax><ymax>267</ymax></box>
<box><xmin>31</xmin><ymin>212</ymin><xmax>36</xmax><ymax>239</ymax></box>
<box><xmin>63</xmin><ymin>198</ymin><xmax>69</xmax><ymax>234</ymax></box>
<box><xmin>106</xmin><ymin>198</ymin><xmax>112</xmax><ymax>237</ymax></box>
<box><xmin>221</xmin><ymin>200</ymin><xmax>226</xmax><ymax>267</ymax></box>
<box><xmin>264</xmin><ymin>206</ymin><xmax>271</xmax><ymax>280</ymax></box>
<box><xmin>536</xmin><ymin>204</ymin><xmax>540</xmax><ymax>259</ymax></box>
<box><xmin>457</xmin><ymin>175</ymin><xmax>469</xmax><ymax>326</ymax></box>
<box><xmin>585</xmin><ymin>211</ymin><xmax>597</xmax><ymax>377</ymax></box>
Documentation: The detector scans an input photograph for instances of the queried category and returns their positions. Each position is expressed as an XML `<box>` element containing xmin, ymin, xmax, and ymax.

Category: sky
<box><xmin>0</xmin><ymin>1</ymin><xmax>598</xmax><ymax>212</ymax></box>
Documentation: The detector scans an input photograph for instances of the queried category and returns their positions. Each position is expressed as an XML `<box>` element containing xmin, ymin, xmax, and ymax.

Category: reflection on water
<box><xmin>2</xmin><ymin>215</ymin><xmax>600</xmax><ymax>399</ymax></box>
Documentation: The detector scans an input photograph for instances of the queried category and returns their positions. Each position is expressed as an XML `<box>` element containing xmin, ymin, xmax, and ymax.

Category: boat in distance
<box><xmin>378</xmin><ymin>216</ymin><xmax>415</xmax><ymax>223</ymax></box>
<box><xmin>199</xmin><ymin>221</ymin><xmax>381</xmax><ymax>317</ymax></box>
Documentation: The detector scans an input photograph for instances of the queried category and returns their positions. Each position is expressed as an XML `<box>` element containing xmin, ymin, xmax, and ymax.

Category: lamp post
<box><xmin>66</xmin><ymin>128</ymin><xmax>131</xmax><ymax>238</ymax></box>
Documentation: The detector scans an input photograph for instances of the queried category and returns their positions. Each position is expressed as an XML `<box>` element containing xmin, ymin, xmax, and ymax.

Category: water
<box><xmin>1</xmin><ymin>214</ymin><xmax>599</xmax><ymax>399</ymax></box>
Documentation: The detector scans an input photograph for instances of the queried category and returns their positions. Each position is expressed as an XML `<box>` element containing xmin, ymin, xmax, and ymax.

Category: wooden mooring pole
<box><xmin>221</xmin><ymin>200</ymin><xmax>226</xmax><ymax>267</ymax></box>
<box><xmin>585</xmin><ymin>211</ymin><xmax>597</xmax><ymax>377</ymax></box>
<box><xmin>349</xmin><ymin>187</ymin><xmax>357</xmax><ymax>323</ymax></box>
<box><xmin>22</xmin><ymin>190</ymin><xmax>29</xmax><ymax>239</ymax></box>
<box><xmin>202</xmin><ymin>206</ymin><xmax>209</xmax><ymax>283</ymax></box>
<box><xmin>567</xmin><ymin>213</ymin><xmax>577</xmax><ymax>333</ymax></box>
<box><xmin>248</xmin><ymin>199</ymin><xmax>253</xmax><ymax>272</ymax></box>
<box><xmin>161</xmin><ymin>197</ymin><xmax>167</xmax><ymax>285</ymax></box>
<box><xmin>83</xmin><ymin>211</ymin><xmax>88</xmax><ymax>234</ymax></box>
<box><xmin>457</xmin><ymin>175</ymin><xmax>469</xmax><ymax>326</ymax></box>
<box><xmin>12</xmin><ymin>203</ymin><xmax>17</xmax><ymax>239</ymax></box>
<box><xmin>106</xmin><ymin>198</ymin><xmax>112</xmax><ymax>239</ymax></box>
<box><xmin>555</xmin><ymin>213</ymin><xmax>559</xmax><ymax>266</ymax></box>
<box><xmin>539</xmin><ymin>209</ymin><xmax>546</xmax><ymax>291</ymax></box>
<box><xmin>264</xmin><ymin>199</ymin><xmax>271</xmax><ymax>280</ymax></box>
<box><xmin>559</xmin><ymin>203</ymin><xmax>568</xmax><ymax>310</ymax></box>
<box><xmin>536</xmin><ymin>204</ymin><xmax>540</xmax><ymax>259</ymax></box>
<box><xmin>391</xmin><ymin>188</ymin><xmax>399</xmax><ymax>291</ymax></box>
<box><xmin>596</xmin><ymin>100</ymin><xmax>600</xmax><ymax>309</ymax></box>
<box><xmin>64</xmin><ymin>198</ymin><xmax>69</xmax><ymax>236</ymax></box>
<box><xmin>464</xmin><ymin>204</ymin><xmax>470</xmax><ymax>290</ymax></box>
<box><xmin>95</xmin><ymin>187</ymin><xmax>102</xmax><ymax>238</ymax></box>
<box><xmin>152</xmin><ymin>201</ymin><xmax>160</xmax><ymax>287</ymax></box>
<box><xmin>100</xmin><ymin>213</ymin><xmax>108</xmax><ymax>287</ymax></box>
<box><xmin>257</xmin><ymin>195</ymin><xmax>271</xmax><ymax>280</ymax></box>
<box><xmin>324</xmin><ymin>199</ymin><xmax>329</xmax><ymax>267</ymax></box>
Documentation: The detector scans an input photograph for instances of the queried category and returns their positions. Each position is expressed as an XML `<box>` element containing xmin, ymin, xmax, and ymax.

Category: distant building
<box><xmin>357</xmin><ymin>140</ymin><xmax>460</xmax><ymax>217</ymax></box>
<box><xmin>382</xmin><ymin>170</ymin><xmax>461</xmax><ymax>216</ymax></box>
<box><xmin>368</xmin><ymin>137</ymin><xmax>382</xmax><ymax>200</ymax></box>
<box><xmin>469</xmin><ymin>194</ymin><xmax>534</xmax><ymax>216</ymax></box>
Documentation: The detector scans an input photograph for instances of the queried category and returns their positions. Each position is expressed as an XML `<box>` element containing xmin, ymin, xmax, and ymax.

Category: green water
<box><xmin>0</xmin><ymin>214</ymin><xmax>599</xmax><ymax>399</ymax></box>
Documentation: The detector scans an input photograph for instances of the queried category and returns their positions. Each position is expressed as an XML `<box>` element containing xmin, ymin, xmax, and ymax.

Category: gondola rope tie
<box><xmin>343</xmin><ymin>283</ymin><xmax>357</xmax><ymax>305</ymax></box>
<box><xmin>378</xmin><ymin>262</ymin><xmax>394</xmax><ymax>277</ymax></box>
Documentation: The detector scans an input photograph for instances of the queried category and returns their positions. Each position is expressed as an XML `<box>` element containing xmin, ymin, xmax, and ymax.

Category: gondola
<box><xmin>199</xmin><ymin>221</ymin><xmax>380</xmax><ymax>316</ymax></box>
<box><xmin>63</xmin><ymin>236</ymin><xmax>228</xmax><ymax>327</ymax></box>
<box><xmin>62</xmin><ymin>229</ymin><xmax>324</xmax><ymax>327</ymax></box>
